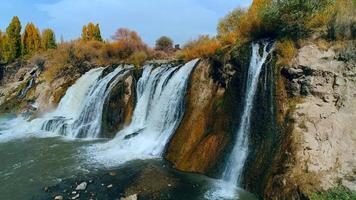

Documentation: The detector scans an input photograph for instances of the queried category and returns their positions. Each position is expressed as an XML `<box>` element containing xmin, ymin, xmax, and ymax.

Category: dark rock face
<box><xmin>101</xmin><ymin>70</ymin><xmax>138</xmax><ymax>138</ymax></box>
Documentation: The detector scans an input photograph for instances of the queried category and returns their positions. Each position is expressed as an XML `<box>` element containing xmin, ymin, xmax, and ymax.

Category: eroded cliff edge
<box><xmin>265</xmin><ymin>41</ymin><xmax>356</xmax><ymax>199</ymax></box>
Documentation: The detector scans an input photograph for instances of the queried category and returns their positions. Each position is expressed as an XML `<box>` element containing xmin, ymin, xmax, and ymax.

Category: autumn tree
<box><xmin>22</xmin><ymin>23</ymin><xmax>41</xmax><ymax>55</ymax></box>
<box><xmin>0</xmin><ymin>30</ymin><xmax>4</xmax><ymax>61</ymax></box>
<box><xmin>111</xmin><ymin>28</ymin><xmax>148</xmax><ymax>59</ymax></box>
<box><xmin>42</xmin><ymin>28</ymin><xmax>57</xmax><ymax>50</ymax></box>
<box><xmin>82</xmin><ymin>22</ymin><xmax>102</xmax><ymax>41</ymax></box>
<box><xmin>4</xmin><ymin>16</ymin><xmax>22</xmax><ymax>62</ymax></box>
<box><xmin>155</xmin><ymin>36</ymin><xmax>173</xmax><ymax>52</ymax></box>
<box><xmin>217</xmin><ymin>8</ymin><xmax>245</xmax><ymax>36</ymax></box>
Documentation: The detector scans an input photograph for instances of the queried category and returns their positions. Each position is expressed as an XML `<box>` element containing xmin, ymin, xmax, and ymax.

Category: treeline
<box><xmin>0</xmin><ymin>16</ymin><xmax>56</xmax><ymax>63</ymax></box>
<box><xmin>179</xmin><ymin>0</ymin><xmax>356</xmax><ymax>61</ymax></box>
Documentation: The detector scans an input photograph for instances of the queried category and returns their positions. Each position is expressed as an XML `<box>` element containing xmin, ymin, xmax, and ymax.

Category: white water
<box><xmin>86</xmin><ymin>59</ymin><xmax>199</xmax><ymax>166</ymax></box>
<box><xmin>41</xmin><ymin>66</ymin><xmax>134</xmax><ymax>138</ymax></box>
<box><xmin>206</xmin><ymin>42</ymin><xmax>273</xmax><ymax>199</ymax></box>
<box><xmin>0</xmin><ymin>68</ymin><xmax>105</xmax><ymax>142</ymax></box>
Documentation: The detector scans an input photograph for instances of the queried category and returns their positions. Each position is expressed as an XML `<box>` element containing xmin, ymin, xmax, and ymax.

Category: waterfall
<box><xmin>41</xmin><ymin>66</ymin><xmax>133</xmax><ymax>138</ymax></box>
<box><xmin>86</xmin><ymin>59</ymin><xmax>199</xmax><ymax>166</ymax></box>
<box><xmin>206</xmin><ymin>42</ymin><xmax>273</xmax><ymax>199</ymax></box>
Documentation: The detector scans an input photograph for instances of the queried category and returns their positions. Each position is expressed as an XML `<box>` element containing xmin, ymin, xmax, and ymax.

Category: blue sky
<box><xmin>0</xmin><ymin>0</ymin><xmax>252</xmax><ymax>46</ymax></box>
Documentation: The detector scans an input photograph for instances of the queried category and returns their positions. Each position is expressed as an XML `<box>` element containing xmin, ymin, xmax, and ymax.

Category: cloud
<box><xmin>37</xmin><ymin>0</ymin><xmax>252</xmax><ymax>46</ymax></box>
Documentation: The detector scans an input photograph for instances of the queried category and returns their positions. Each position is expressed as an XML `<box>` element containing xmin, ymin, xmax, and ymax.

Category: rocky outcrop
<box><xmin>165</xmin><ymin>44</ymin><xmax>252</xmax><ymax>175</ymax></box>
<box><xmin>101</xmin><ymin>68</ymin><xmax>138</xmax><ymax>138</ymax></box>
<box><xmin>265</xmin><ymin>41</ymin><xmax>356</xmax><ymax>198</ymax></box>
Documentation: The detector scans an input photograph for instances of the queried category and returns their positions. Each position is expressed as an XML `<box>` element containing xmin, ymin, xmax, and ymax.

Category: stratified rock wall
<box><xmin>265</xmin><ymin>41</ymin><xmax>356</xmax><ymax>199</ymax></box>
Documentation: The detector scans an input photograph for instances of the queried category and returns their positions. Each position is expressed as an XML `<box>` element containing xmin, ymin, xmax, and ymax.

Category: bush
<box><xmin>276</xmin><ymin>40</ymin><xmax>297</xmax><ymax>66</ymax></box>
<box><xmin>178</xmin><ymin>35</ymin><xmax>221</xmax><ymax>61</ymax></box>
<box><xmin>327</xmin><ymin>0</ymin><xmax>356</xmax><ymax>40</ymax></box>
<box><xmin>155</xmin><ymin>36</ymin><xmax>173</xmax><ymax>52</ymax></box>
<box><xmin>311</xmin><ymin>186</ymin><xmax>356</xmax><ymax>200</ymax></box>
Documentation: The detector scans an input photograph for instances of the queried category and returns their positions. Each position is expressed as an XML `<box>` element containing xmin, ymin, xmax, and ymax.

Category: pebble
<box><xmin>120</xmin><ymin>194</ymin><xmax>138</xmax><ymax>200</ymax></box>
<box><xmin>109</xmin><ymin>171</ymin><xmax>117</xmax><ymax>176</ymax></box>
<box><xmin>75</xmin><ymin>182</ymin><xmax>87</xmax><ymax>191</ymax></box>
<box><xmin>54</xmin><ymin>196</ymin><xmax>63</xmax><ymax>200</ymax></box>
<box><xmin>71</xmin><ymin>194</ymin><xmax>80</xmax><ymax>199</ymax></box>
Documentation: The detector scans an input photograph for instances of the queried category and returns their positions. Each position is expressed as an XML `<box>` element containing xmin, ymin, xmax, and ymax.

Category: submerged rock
<box><xmin>75</xmin><ymin>182</ymin><xmax>87</xmax><ymax>191</ymax></box>
<box><xmin>120</xmin><ymin>194</ymin><xmax>137</xmax><ymax>200</ymax></box>
<box><xmin>54</xmin><ymin>195</ymin><xmax>63</xmax><ymax>200</ymax></box>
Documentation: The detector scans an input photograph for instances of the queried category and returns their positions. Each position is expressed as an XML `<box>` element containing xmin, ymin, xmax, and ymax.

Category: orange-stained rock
<box><xmin>165</xmin><ymin>60</ymin><xmax>236</xmax><ymax>173</ymax></box>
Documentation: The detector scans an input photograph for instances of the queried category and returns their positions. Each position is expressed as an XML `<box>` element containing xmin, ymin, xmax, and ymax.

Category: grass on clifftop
<box><xmin>311</xmin><ymin>186</ymin><xmax>356</xmax><ymax>200</ymax></box>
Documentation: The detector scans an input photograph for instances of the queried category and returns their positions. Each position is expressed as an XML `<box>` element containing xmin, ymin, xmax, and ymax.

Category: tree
<box><xmin>111</xmin><ymin>28</ymin><xmax>148</xmax><ymax>59</ymax></box>
<box><xmin>217</xmin><ymin>8</ymin><xmax>245</xmax><ymax>36</ymax></box>
<box><xmin>94</xmin><ymin>24</ymin><xmax>102</xmax><ymax>41</ymax></box>
<box><xmin>22</xmin><ymin>23</ymin><xmax>41</xmax><ymax>55</ymax></box>
<box><xmin>0</xmin><ymin>30</ymin><xmax>3</xmax><ymax>61</ymax></box>
<box><xmin>4</xmin><ymin>16</ymin><xmax>22</xmax><ymax>62</ymax></box>
<box><xmin>41</xmin><ymin>28</ymin><xmax>57</xmax><ymax>50</ymax></box>
<box><xmin>81</xmin><ymin>25</ymin><xmax>88</xmax><ymax>41</ymax></box>
<box><xmin>81</xmin><ymin>22</ymin><xmax>102</xmax><ymax>41</ymax></box>
<box><xmin>155</xmin><ymin>36</ymin><xmax>173</xmax><ymax>52</ymax></box>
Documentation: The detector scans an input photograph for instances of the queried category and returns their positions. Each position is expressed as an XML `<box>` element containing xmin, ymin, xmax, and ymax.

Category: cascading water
<box><xmin>86</xmin><ymin>59</ymin><xmax>199</xmax><ymax>166</ymax></box>
<box><xmin>0</xmin><ymin>66</ymin><xmax>134</xmax><ymax>141</ymax></box>
<box><xmin>41</xmin><ymin>66</ymin><xmax>133</xmax><ymax>138</ymax></box>
<box><xmin>206</xmin><ymin>42</ymin><xmax>274</xmax><ymax>199</ymax></box>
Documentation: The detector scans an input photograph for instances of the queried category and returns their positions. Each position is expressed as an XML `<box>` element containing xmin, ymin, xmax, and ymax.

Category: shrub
<box><xmin>179</xmin><ymin>35</ymin><xmax>221</xmax><ymax>61</ymax></box>
<box><xmin>127</xmin><ymin>51</ymin><xmax>148</xmax><ymax>67</ymax></box>
<box><xmin>311</xmin><ymin>186</ymin><xmax>356</xmax><ymax>200</ymax></box>
<box><xmin>327</xmin><ymin>0</ymin><xmax>356</xmax><ymax>40</ymax></box>
<box><xmin>155</xmin><ymin>36</ymin><xmax>173</xmax><ymax>52</ymax></box>
<box><xmin>276</xmin><ymin>40</ymin><xmax>297</xmax><ymax>66</ymax></box>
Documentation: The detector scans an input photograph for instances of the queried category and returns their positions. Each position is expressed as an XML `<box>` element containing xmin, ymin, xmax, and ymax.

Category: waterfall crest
<box><xmin>86</xmin><ymin>59</ymin><xmax>199</xmax><ymax>166</ymax></box>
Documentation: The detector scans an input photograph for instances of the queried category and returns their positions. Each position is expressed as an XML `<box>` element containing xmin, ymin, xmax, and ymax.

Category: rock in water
<box><xmin>75</xmin><ymin>182</ymin><xmax>87</xmax><ymax>190</ymax></box>
<box><xmin>120</xmin><ymin>194</ymin><xmax>138</xmax><ymax>200</ymax></box>
<box><xmin>54</xmin><ymin>196</ymin><xmax>63</xmax><ymax>200</ymax></box>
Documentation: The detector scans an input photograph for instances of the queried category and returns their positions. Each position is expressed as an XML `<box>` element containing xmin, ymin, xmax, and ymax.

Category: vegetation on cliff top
<box><xmin>179</xmin><ymin>0</ymin><xmax>356</xmax><ymax>64</ymax></box>
<box><xmin>0</xmin><ymin>0</ymin><xmax>355</xmax><ymax>81</ymax></box>
<box><xmin>311</xmin><ymin>186</ymin><xmax>356</xmax><ymax>200</ymax></box>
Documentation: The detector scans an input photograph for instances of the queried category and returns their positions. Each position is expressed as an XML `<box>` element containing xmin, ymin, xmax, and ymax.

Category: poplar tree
<box><xmin>81</xmin><ymin>22</ymin><xmax>102</xmax><ymax>41</ymax></box>
<box><xmin>81</xmin><ymin>25</ymin><xmax>88</xmax><ymax>41</ymax></box>
<box><xmin>4</xmin><ymin>16</ymin><xmax>22</xmax><ymax>62</ymax></box>
<box><xmin>22</xmin><ymin>23</ymin><xmax>41</xmax><ymax>55</ymax></box>
<box><xmin>94</xmin><ymin>24</ymin><xmax>102</xmax><ymax>41</ymax></box>
<box><xmin>41</xmin><ymin>28</ymin><xmax>57</xmax><ymax>50</ymax></box>
<box><xmin>0</xmin><ymin>30</ymin><xmax>3</xmax><ymax>61</ymax></box>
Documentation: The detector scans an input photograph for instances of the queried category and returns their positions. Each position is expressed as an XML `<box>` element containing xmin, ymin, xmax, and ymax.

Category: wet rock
<box><xmin>54</xmin><ymin>195</ymin><xmax>63</xmax><ymax>200</ymax></box>
<box><xmin>75</xmin><ymin>182</ymin><xmax>87</xmax><ymax>191</ymax></box>
<box><xmin>120</xmin><ymin>194</ymin><xmax>137</xmax><ymax>200</ymax></box>
<box><xmin>71</xmin><ymin>193</ymin><xmax>80</xmax><ymax>199</ymax></box>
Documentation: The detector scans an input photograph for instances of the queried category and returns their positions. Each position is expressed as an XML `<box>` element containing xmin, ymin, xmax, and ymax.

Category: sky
<box><xmin>0</xmin><ymin>0</ymin><xmax>252</xmax><ymax>46</ymax></box>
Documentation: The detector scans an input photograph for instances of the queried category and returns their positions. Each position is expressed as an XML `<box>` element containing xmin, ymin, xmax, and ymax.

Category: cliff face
<box><xmin>165</xmin><ymin>60</ymin><xmax>233</xmax><ymax>173</ymax></box>
<box><xmin>265</xmin><ymin>41</ymin><xmax>356</xmax><ymax>198</ymax></box>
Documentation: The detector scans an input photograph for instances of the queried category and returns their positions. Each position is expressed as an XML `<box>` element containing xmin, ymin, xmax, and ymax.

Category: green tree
<box><xmin>155</xmin><ymin>36</ymin><xmax>173</xmax><ymax>52</ymax></box>
<box><xmin>22</xmin><ymin>23</ymin><xmax>41</xmax><ymax>55</ymax></box>
<box><xmin>81</xmin><ymin>22</ymin><xmax>102</xmax><ymax>41</ymax></box>
<box><xmin>41</xmin><ymin>28</ymin><xmax>57</xmax><ymax>50</ymax></box>
<box><xmin>93</xmin><ymin>23</ymin><xmax>102</xmax><ymax>41</ymax></box>
<box><xmin>4</xmin><ymin>16</ymin><xmax>22</xmax><ymax>62</ymax></box>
